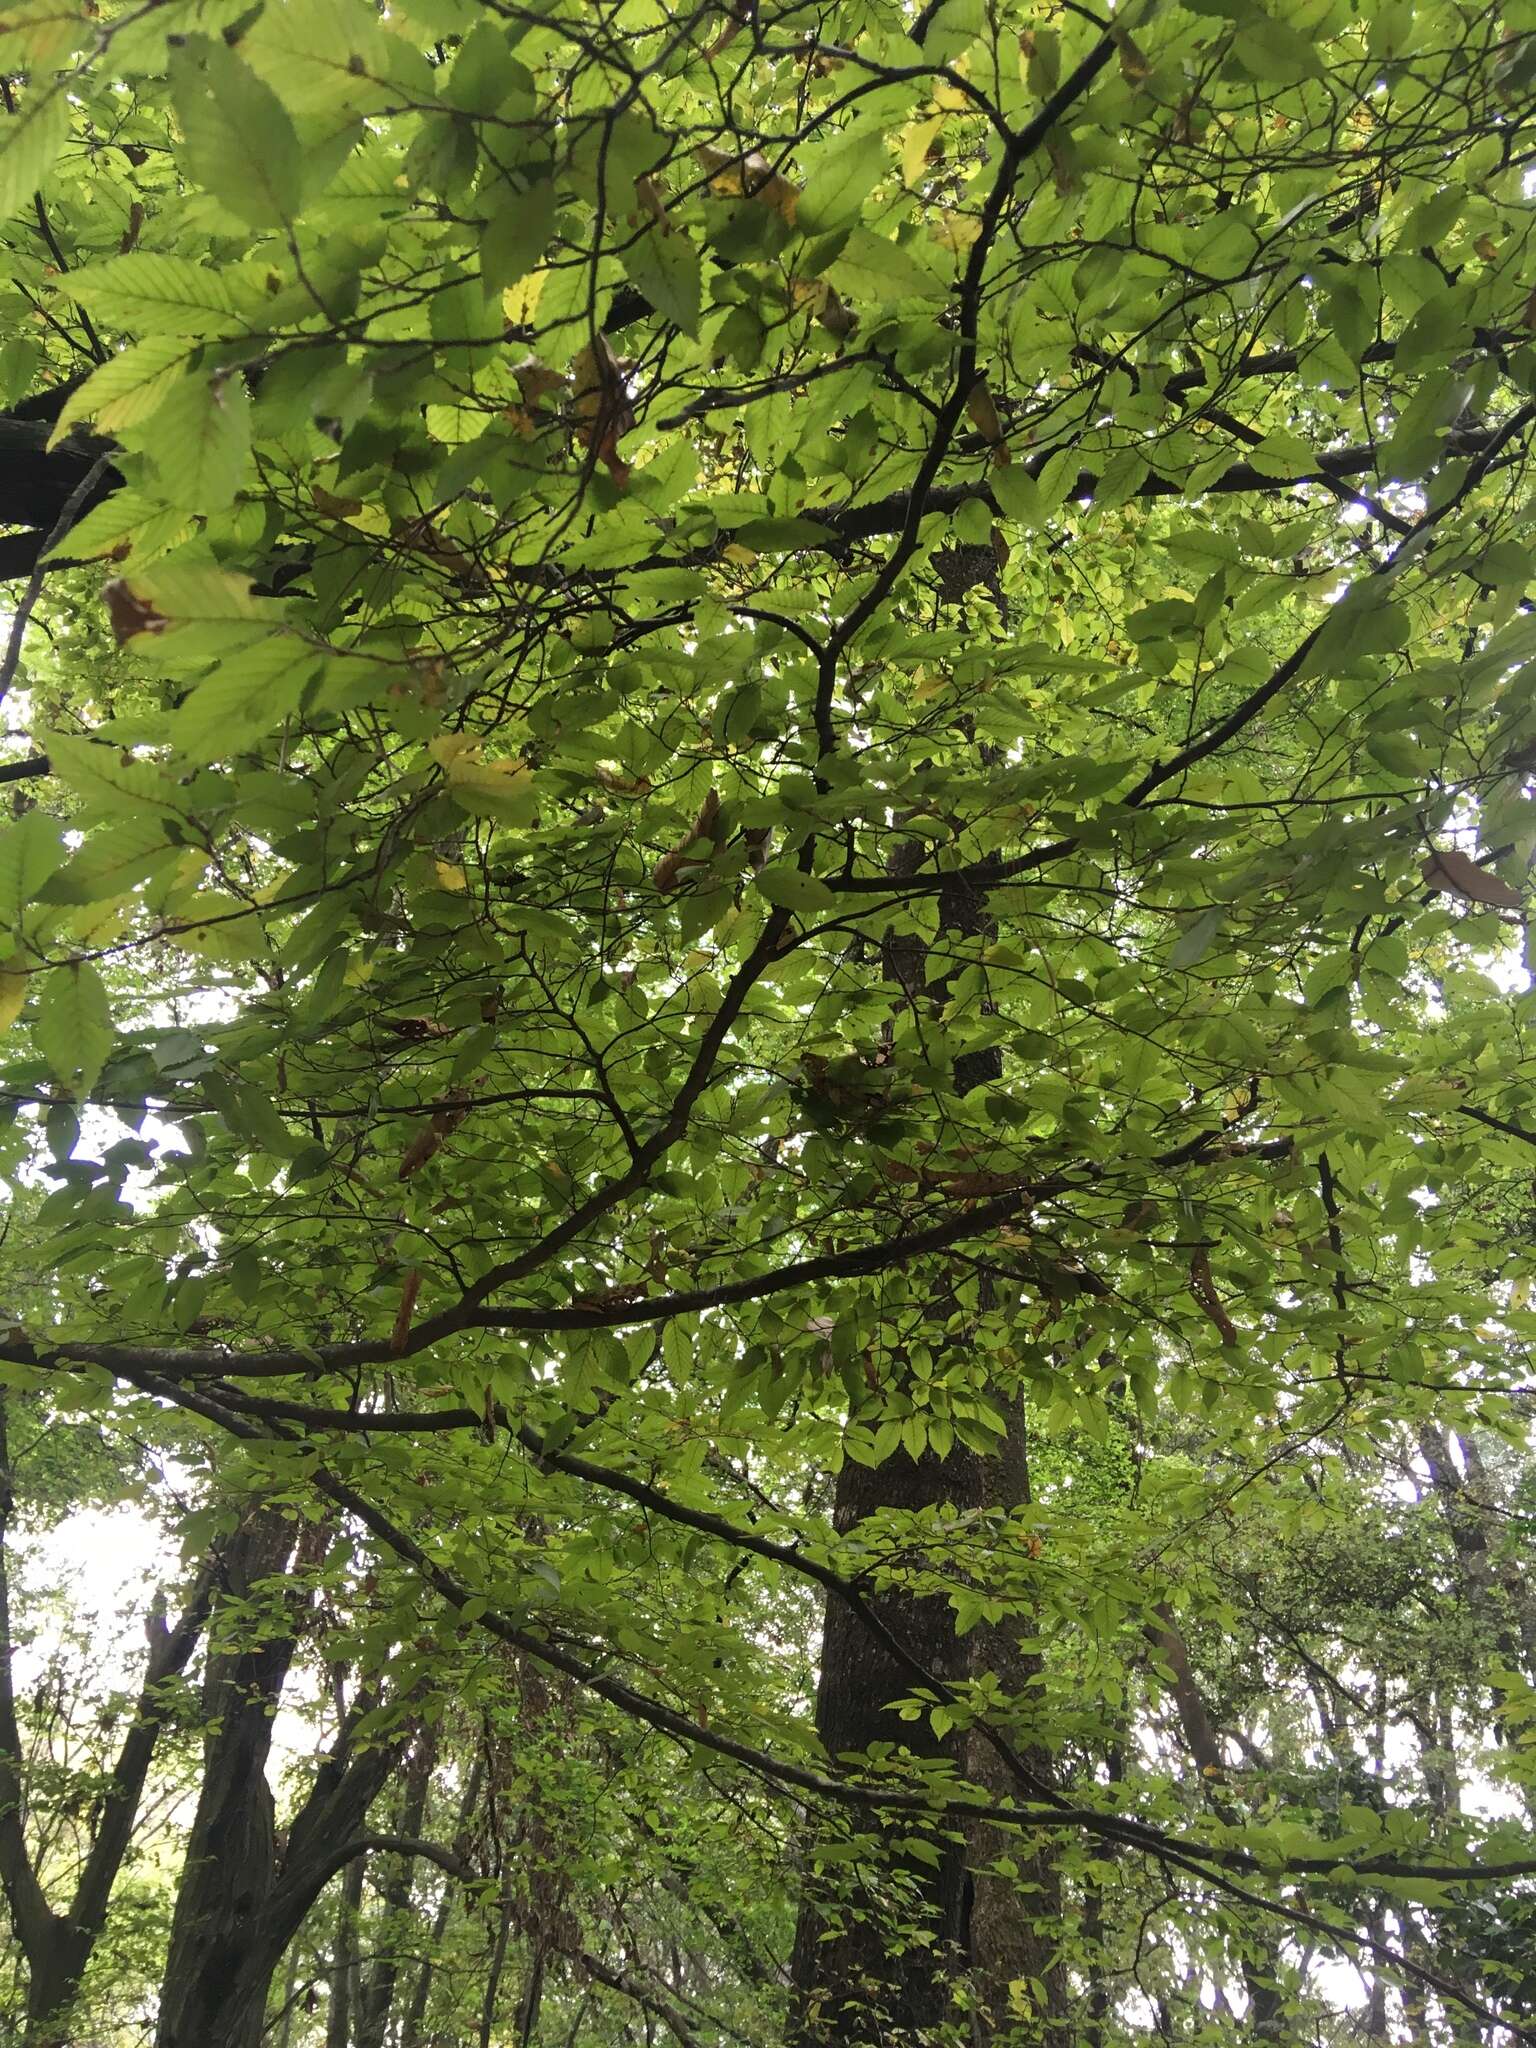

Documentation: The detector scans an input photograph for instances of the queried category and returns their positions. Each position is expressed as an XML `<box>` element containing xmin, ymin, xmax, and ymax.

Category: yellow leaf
<box><xmin>900</xmin><ymin>114</ymin><xmax>944</xmax><ymax>184</ymax></box>
<box><xmin>434</xmin><ymin>859</ymin><xmax>468</xmax><ymax>892</ymax></box>
<box><xmin>428</xmin><ymin>732</ymin><xmax>477</xmax><ymax>770</ymax></box>
<box><xmin>0</xmin><ymin>956</ymin><xmax>27</xmax><ymax>1032</ymax></box>
<box><xmin>428</xmin><ymin>736</ymin><xmax>536</xmax><ymax>823</ymax></box>
<box><xmin>929</xmin><ymin>209</ymin><xmax>982</xmax><ymax>251</ymax></box>
<box><xmin>503</xmin><ymin>271</ymin><xmax>547</xmax><ymax>324</ymax></box>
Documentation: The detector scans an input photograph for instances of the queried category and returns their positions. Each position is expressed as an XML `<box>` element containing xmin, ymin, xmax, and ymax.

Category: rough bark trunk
<box><xmin>791</xmin><ymin>851</ymin><xmax>1041</xmax><ymax>2044</ymax></box>
<box><xmin>788</xmin><ymin>1436</ymin><xmax>984</xmax><ymax>2045</ymax></box>
<box><xmin>154</xmin><ymin>1507</ymin><xmax>304</xmax><ymax>2048</ymax></box>
<box><xmin>153</xmin><ymin>1515</ymin><xmax>410</xmax><ymax>2048</ymax></box>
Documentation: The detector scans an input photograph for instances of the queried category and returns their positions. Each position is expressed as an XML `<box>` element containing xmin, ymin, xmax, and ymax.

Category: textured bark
<box><xmin>154</xmin><ymin>1508</ymin><xmax>305</xmax><ymax>2048</ymax></box>
<box><xmin>791</xmin><ymin>850</ymin><xmax>1027</xmax><ymax>2044</ymax></box>
<box><xmin>788</xmin><ymin>1436</ymin><xmax>984</xmax><ymax>2045</ymax></box>
<box><xmin>153</xmin><ymin>1511</ymin><xmax>416</xmax><ymax>2048</ymax></box>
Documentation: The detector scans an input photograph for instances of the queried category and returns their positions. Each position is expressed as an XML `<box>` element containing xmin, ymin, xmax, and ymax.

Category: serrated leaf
<box><xmin>1233</xmin><ymin>13</ymin><xmax>1324</xmax><ymax>83</ymax></box>
<box><xmin>1169</xmin><ymin>908</ymin><xmax>1223</xmax><ymax>968</ymax></box>
<box><xmin>826</xmin><ymin>226</ymin><xmax>941</xmax><ymax>304</ymax></box>
<box><xmin>734</xmin><ymin>517</ymin><xmax>834</xmax><ymax>552</ymax></box>
<box><xmin>428</xmin><ymin>735</ymin><xmax>537</xmax><ymax>823</ymax></box>
<box><xmin>241</xmin><ymin>0</ymin><xmax>435</xmax><ymax>116</ymax></box>
<box><xmin>991</xmin><ymin>464</ymin><xmax>1043</xmax><ymax>525</ymax></box>
<box><xmin>35</xmin><ymin>958</ymin><xmax>113</xmax><ymax>1095</ymax></box>
<box><xmin>62</xmin><ymin>255</ymin><xmax>248</xmax><ymax>336</ymax></box>
<box><xmin>171</xmin><ymin>638</ymin><xmax>318</xmax><ymax>762</ymax></box>
<box><xmin>0</xmin><ymin>954</ymin><xmax>26</xmax><ymax>1032</ymax></box>
<box><xmin>623</xmin><ymin>227</ymin><xmax>702</xmax><ymax>338</ymax></box>
<box><xmin>172</xmin><ymin>39</ymin><xmax>304</xmax><ymax>230</ymax></box>
<box><xmin>1245</xmin><ymin>431</ymin><xmax>1318</xmax><ymax>479</ymax></box>
<box><xmin>754</xmin><ymin>864</ymin><xmax>836</xmax><ymax>912</ymax></box>
<box><xmin>103</xmin><ymin>563</ymin><xmax>269</xmax><ymax>640</ymax></box>
<box><xmin>0</xmin><ymin>810</ymin><xmax>64</xmax><ymax>927</ymax></box>
<box><xmin>0</xmin><ymin>77</ymin><xmax>67</xmax><ymax>213</ymax></box>
<box><xmin>49</xmin><ymin>337</ymin><xmax>199</xmax><ymax>446</ymax></box>
<box><xmin>45</xmin><ymin>489</ymin><xmax>193</xmax><ymax>565</ymax></box>
<box><xmin>147</xmin><ymin>371</ymin><xmax>252</xmax><ymax>511</ymax></box>
<box><xmin>0</xmin><ymin>0</ymin><xmax>86</xmax><ymax>64</ymax></box>
<box><xmin>480</xmin><ymin>177</ymin><xmax>555</xmax><ymax>295</ymax></box>
<box><xmin>45</xmin><ymin>733</ymin><xmax>183</xmax><ymax>819</ymax></box>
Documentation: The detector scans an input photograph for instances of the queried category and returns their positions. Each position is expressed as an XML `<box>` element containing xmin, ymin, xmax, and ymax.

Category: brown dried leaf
<box><xmin>696</xmin><ymin>144</ymin><xmax>800</xmax><ymax>223</ymax></box>
<box><xmin>102</xmin><ymin>578</ymin><xmax>168</xmax><ymax>646</ymax></box>
<box><xmin>390</xmin><ymin>1268</ymin><xmax>422</xmax><ymax>1355</ymax></box>
<box><xmin>652</xmin><ymin>787</ymin><xmax>721</xmax><ymax>892</ymax></box>
<box><xmin>571</xmin><ymin>334</ymin><xmax>635</xmax><ymax>486</ymax></box>
<box><xmin>1422</xmin><ymin>845</ymin><xmax>1524</xmax><ymax>910</ymax></box>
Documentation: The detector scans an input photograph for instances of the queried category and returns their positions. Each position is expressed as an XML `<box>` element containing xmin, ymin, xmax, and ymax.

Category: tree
<box><xmin>3</xmin><ymin>0</ymin><xmax>1536</xmax><ymax>2040</ymax></box>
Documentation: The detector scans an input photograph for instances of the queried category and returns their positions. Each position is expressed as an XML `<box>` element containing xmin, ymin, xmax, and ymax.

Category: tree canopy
<box><xmin>2</xmin><ymin>0</ymin><xmax>1536</xmax><ymax>2041</ymax></box>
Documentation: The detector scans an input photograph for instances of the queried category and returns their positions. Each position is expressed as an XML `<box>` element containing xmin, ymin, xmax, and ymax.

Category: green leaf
<box><xmin>147</xmin><ymin>371</ymin><xmax>252</xmax><ymax>510</ymax></box>
<box><xmin>0</xmin><ymin>78</ymin><xmax>67</xmax><ymax>214</ymax></box>
<box><xmin>623</xmin><ymin>227</ymin><xmax>702</xmax><ymax>337</ymax></box>
<box><xmin>43</xmin><ymin>489</ymin><xmax>192</xmax><ymax>565</ymax></box>
<box><xmin>754</xmin><ymin>865</ymin><xmax>837</xmax><ymax>913</ymax></box>
<box><xmin>444</xmin><ymin>18</ymin><xmax>529</xmax><ymax>117</ymax></box>
<box><xmin>480</xmin><ymin>178</ymin><xmax>555</xmax><ymax>295</ymax></box>
<box><xmin>991</xmin><ymin>464</ymin><xmax>1044</xmax><ymax>526</ymax></box>
<box><xmin>1232</xmin><ymin>14</ymin><xmax>1323</xmax><ymax>83</ymax></box>
<box><xmin>62</xmin><ymin>255</ymin><xmax>247</xmax><ymax>336</ymax></box>
<box><xmin>1245</xmin><ymin>431</ymin><xmax>1318</xmax><ymax>479</ymax></box>
<box><xmin>797</xmin><ymin>127</ymin><xmax>888</xmax><ymax>238</ymax></box>
<box><xmin>0</xmin><ymin>810</ymin><xmax>65</xmax><ymax>928</ymax></box>
<box><xmin>35</xmin><ymin>959</ymin><xmax>113</xmax><ymax>1095</ymax></box>
<box><xmin>172</xmin><ymin>38</ymin><xmax>304</xmax><ymax>230</ymax></box>
<box><xmin>734</xmin><ymin>517</ymin><xmax>834</xmax><ymax>552</ymax></box>
<box><xmin>825</xmin><ymin>226</ymin><xmax>941</xmax><ymax>304</ymax></box>
<box><xmin>49</xmin><ymin>339</ymin><xmax>199</xmax><ymax>445</ymax></box>
<box><xmin>0</xmin><ymin>2</ymin><xmax>88</xmax><ymax>66</ymax></box>
<box><xmin>241</xmin><ymin>0</ymin><xmax>435</xmax><ymax>116</ymax></box>
<box><xmin>1169</xmin><ymin>909</ymin><xmax>1223</xmax><ymax>969</ymax></box>
<box><xmin>172</xmin><ymin>638</ymin><xmax>319</xmax><ymax>762</ymax></box>
<box><xmin>103</xmin><ymin>562</ymin><xmax>269</xmax><ymax>635</ymax></box>
<box><xmin>45</xmin><ymin>733</ymin><xmax>183</xmax><ymax>819</ymax></box>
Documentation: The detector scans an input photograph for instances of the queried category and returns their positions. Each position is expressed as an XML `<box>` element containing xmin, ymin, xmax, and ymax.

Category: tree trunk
<box><xmin>791</xmin><ymin>853</ymin><xmax>1024</xmax><ymax>2045</ymax></box>
<box><xmin>788</xmin><ymin>1438</ymin><xmax>984</xmax><ymax>2045</ymax></box>
<box><xmin>154</xmin><ymin>1507</ymin><xmax>303</xmax><ymax>2048</ymax></box>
